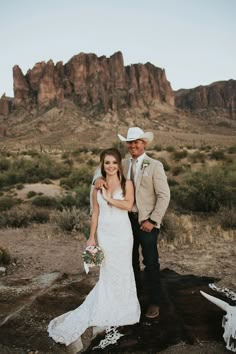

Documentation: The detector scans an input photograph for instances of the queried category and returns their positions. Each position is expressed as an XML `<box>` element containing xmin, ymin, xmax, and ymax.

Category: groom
<box><xmin>94</xmin><ymin>127</ymin><xmax>170</xmax><ymax>319</ymax></box>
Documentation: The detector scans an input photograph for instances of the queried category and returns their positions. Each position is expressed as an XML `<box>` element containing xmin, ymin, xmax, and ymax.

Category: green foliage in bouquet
<box><xmin>82</xmin><ymin>246</ymin><xmax>104</xmax><ymax>266</ymax></box>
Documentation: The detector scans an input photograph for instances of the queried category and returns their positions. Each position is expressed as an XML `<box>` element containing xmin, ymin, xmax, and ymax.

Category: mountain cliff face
<box><xmin>0</xmin><ymin>51</ymin><xmax>174</xmax><ymax>116</ymax></box>
<box><xmin>175</xmin><ymin>80</ymin><xmax>236</xmax><ymax>119</ymax></box>
<box><xmin>1</xmin><ymin>52</ymin><xmax>235</xmax><ymax>120</ymax></box>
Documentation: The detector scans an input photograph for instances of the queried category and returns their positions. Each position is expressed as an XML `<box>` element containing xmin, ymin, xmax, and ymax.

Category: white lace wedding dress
<box><xmin>48</xmin><ymin>189</ymin><xmax>141</xmax><ymax>348</ymax></box>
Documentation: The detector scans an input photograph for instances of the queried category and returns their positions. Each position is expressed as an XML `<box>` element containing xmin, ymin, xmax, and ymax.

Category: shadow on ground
<box><xmin>0</xmin><ymin>269</ymin><xmax>231</xmax><ymax>353</ymax></box>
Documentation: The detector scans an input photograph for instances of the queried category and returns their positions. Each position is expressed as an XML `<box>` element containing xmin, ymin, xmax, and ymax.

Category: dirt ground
<box><xmin>0</xmin><ymin>225</ymin><xmax>235</xmax><ymax>354</ymax></box>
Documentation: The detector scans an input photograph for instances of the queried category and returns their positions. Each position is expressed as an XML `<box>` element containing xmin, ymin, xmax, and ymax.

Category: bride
<box><xmin>48</xmin><ymin>148</ymin><xmax>141</xmax><ymax>351</ymax></box>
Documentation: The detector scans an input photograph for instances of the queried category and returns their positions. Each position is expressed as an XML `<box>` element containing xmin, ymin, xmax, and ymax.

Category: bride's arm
<box><xmin>87</xmin><ymin>189</ymin><xmax>99</xmax><ymax>246</ymax></box>
<box><xmin>101</xmin><ymin>180</ymin><xmax>134</xmax><ymax>211</ymax></box>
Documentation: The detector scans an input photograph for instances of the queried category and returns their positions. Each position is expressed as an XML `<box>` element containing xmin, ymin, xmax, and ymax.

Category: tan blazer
<box><xmin>122</xmin><ymin>155</ymin><xmax>170</xmax><ymax>228</ymax></box>
<box><xmin>91</xmin><ymin>155</ymin><xmax>170</xmax><ymax>228</ymax></box>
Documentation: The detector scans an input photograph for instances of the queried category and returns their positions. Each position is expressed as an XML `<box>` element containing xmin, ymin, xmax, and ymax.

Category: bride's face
<box><xmin>104</xmin><ymin>155</ymin><xmax>119</xmax><ymax>176</ymax></box>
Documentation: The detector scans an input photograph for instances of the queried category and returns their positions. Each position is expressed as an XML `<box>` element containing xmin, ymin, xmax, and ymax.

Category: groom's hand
<box><xmin>94</xmin><ymin>178</ymin><xmax>108</xmax><ymax>190</ymax></box>
<box><xmin>140</xmin><ymin>220</ymin><xmax>155</xmax><ymax>232</ymax></box>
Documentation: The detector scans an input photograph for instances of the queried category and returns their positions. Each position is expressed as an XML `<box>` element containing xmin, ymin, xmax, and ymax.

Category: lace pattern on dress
<box><xmin>92</xmin><ymin>326</ymin><xmax>124</xmax><ymax>350</ymax></box>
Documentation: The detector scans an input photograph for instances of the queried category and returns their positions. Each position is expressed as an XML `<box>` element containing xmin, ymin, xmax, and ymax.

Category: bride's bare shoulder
<box><xmin>125</xmin><ymin>180</ymin><xmax>134</xmax><ymax>189</ymax></box>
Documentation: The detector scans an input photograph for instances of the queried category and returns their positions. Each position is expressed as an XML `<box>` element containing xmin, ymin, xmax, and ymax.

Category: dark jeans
<box><xmin>129</xmin><ymin>212</ymin><xmax>161</xmax><ymax>306</ymax></box>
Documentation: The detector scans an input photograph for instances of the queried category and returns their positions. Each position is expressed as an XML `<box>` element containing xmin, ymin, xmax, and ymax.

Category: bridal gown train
<box><xmin>48</xmin><ymin>189</ymin><xmax>141</xmax><ymax>348</ymax></box>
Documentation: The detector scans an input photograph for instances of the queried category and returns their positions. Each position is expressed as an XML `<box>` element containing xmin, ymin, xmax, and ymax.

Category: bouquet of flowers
<box><xmin>82</xmin><ymin>245</ymin><xmax>104</xmax><ymax>274</ymax></box>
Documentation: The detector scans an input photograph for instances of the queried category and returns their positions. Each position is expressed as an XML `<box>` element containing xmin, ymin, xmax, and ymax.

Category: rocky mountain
<box><xmin>0</xmin><ymin>51</ymin><xmax>174</xmax><ymax>116</ymax></box>
<box><xmin>175</xmin><ymin>80</ymin><xmax>236</xmax><ymax>119</ymax></box>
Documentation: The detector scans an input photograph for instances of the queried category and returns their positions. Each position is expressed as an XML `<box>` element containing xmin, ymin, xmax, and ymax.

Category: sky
<box><xmin>1</xmin><ymin>0</ymin><xmax>235</xmax><ymax>97</ymax></box>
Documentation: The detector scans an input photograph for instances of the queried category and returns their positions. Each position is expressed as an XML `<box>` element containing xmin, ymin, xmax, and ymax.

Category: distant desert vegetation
<box><xmin>0</xmin><ymin>139</ymin><xmax>235</xmax><ymax>262</ymax></box>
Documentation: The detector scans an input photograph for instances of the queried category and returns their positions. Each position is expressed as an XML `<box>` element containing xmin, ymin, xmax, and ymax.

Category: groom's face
<box><xmin>127</xmin><ymin>139</ymin><xmax>147</xmax><ymax>159</ymax></box>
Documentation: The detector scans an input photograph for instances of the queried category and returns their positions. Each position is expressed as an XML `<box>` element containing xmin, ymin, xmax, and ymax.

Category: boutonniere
<box><xmin>142</xmin><ymin>159</ymin><xmax>150</xmax><ymax>169</ymax></box>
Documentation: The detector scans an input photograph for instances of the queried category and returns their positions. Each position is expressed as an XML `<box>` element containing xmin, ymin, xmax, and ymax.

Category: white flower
<box><xmin>142</xmin><ymin>159</ymin><xmax>150</xmax><ymax>169</ymax></box>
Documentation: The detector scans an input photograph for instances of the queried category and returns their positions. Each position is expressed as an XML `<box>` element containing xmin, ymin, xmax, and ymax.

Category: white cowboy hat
<box><xmin>117</xmin><ymin>127</ymin><xmax>153</xmax><ymax>143</ymax></box>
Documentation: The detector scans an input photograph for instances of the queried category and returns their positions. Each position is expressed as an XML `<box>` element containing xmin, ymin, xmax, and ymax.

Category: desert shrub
<box><xmin>210</xmin><ymin>150</ymin><xmax>225</xmax><ymax>160</ymax></box>
<box><xmin>0</xmin><ymin>158</ymin><xmax>10</xmax><ymax>171</ymax></box>
<box><xmin>216</xmin><ymin>121</ymin><xmax>231</xmax><ymax>127</ymax></box>
<box><xmin>172</xmin><ymin>149</ymin><xmax>188</xmax><ymax>161</ymax></box>
<box><xmin>59</xmin><ymin>194</ymin><xmax>77</xmax><ymax>208</ymax></box>
<box><xmin>0</xmin><ymin>196</ymin><xmax>20</xmax><ymax>211</ymax></box>
<box><xmin>0</xmin><ymin>206</ymin><xmax>50</xmax><ymax>228</ymax></box>
<box><xmin>188</xmin><ymin>150</ymin><xmax>205</xmax><ymax>163</ymax></box>
<box><xmin>61</xmin><ymin>151</ymin><xmax>70</xmax><ymax>159</ymax></box>
<box><xmin>0</xmin><ymin>154</ymin><xmax>71</xmax><ymax>189</ymax></box>
<box><xmin>216</xmin><ymin>206</ymin><xmax>236</xmax><ymax>229</ymax></box>
<box><xmin>16</xmin><ymin>183</ymin><xmax>24</xmax><ymax>190</ymax></box>
<box><xmin>25</xmin><ymin>149</ymin><xmax>40</xmax><ymax>158</ymax></box>
<box><xmin>50</xmin><ymin>207</ymin><xmax>81</xmax><ymax>232</ymax></box>
<box><xmin>87</xmin><ymin>158</ymin><xmax>97</xmax><ymax>167</ymax></box>
<box><xmin>0</xmin><ymin>207</ymin><xmax>32</xmax><ymax>228</ymax></box>
<box><xmin>227</xmin><ymin>145</ymin><xmax>236</xmax><ymax>154</ymax></box>
<box><xmin>166</xmin><ymin>145</ymin><xmax>176</xmax><ymax>153</ymax></box>
<box><xmin>74</xmin><ymin>184</ymin><xmax>91</xmax><ymax>207</ymax></box>
<box><xmin>0</xmin><ymin>246</ymin><xmax>11</xmax><ymax>265</ymax></box>
<box><xmin>160</xmin><ymin>211</ymin><xmax>187</xmax><ymax>243</ymax></box>
<box><xmin>63</xmin><ymin>158</ymin><xmax>74</xmax><ymax>167</ymax></box>
<box><xmin>71</xmin><ymin>147</ymin><xmax>89</xmax><ymax>156</ymax></box>
<box><xmin>153</xmin><ymin>145</ymin><xmax>163</xmax><ymax>152</ymax></box>
<box><xmin>90</xmin><ymin>147</ymin><xmax>102</xmax><ymax>155</ymax></box>
<box><xmin>59</xmin><ymin>167</ymin><xmax>92</xmax><ymax>189</ymax></box>
<box><xmin>112</xmin><ymin>141</ymin><xmax>127</xmax><ymax>157</ymax></box>
<box><xmin>200</xmin><ymin>145</ymin><xmax>211</xmax><ymax>151</ymax></box>
<box><xmin>171</xmin><ymin>165</ymin><xmax>236</xmax><ymax>212</ymax></box>
<box><xmin>158</xmin><ymin>157</ymin><xmax>170</xmax><ymax>171</ymax></box>
<box><xmin>42</xmin><ymin>178</ymin><xmax>53</xmax><ymax>184</ymax></box>
<box><xmin>171</xmin><ymin>165</ymin><xmax>185</xmax><ymax>176</ymax></box>
<box><xmin>31</xmin><ymin>208</ymin><xmax>50</xmax><ymax>223</ymax></box>
<box><xmin>31</xmin><ymin>196</ymin><xmax>59</xmax><ymax>208</ymax></box>
<box><xmin>167</xmin><ymin>178</ymin><xmax>179</xmax><ymax>186</ymax></box>
<box><xmin>27</xmin><ymin>190</ymin><xmax>37</xmax><ymax>198</ymax></box>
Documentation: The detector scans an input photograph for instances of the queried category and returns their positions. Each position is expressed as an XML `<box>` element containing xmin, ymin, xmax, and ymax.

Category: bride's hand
<box><xmin>101</xmin><ymin>186</ymin><xmax>111</xmax><ymax>202</ymax></box>
<box><xmin>87</xmin><ymin>238</ymin><xmax>96</xmax><ymax>247</ymax></box>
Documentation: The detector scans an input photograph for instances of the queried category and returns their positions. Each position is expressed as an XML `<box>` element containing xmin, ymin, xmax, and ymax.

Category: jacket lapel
<box><xmin>136</xmin><ymin>155</ymin><xmax>151</xmax><ymax>193</ymax></box>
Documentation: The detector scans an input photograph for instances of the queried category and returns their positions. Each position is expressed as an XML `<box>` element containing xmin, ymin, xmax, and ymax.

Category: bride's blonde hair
<box><xmin>100</xmin><ymin>148</ymin><xmax>126</xmax><ymax>196</ymax></box>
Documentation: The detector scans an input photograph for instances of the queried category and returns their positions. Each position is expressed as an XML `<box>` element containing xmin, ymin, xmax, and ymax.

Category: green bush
<box><xmin>172</xmin><ymin>165</ymin><xmax>185</xmax><ymax>176</ymax></box>
<box><xmin>172</xmin><ymin>149</ymin><xmax>188</xmax><ymax>161</ymax></box>
<box><xmin>50</xmin><ymin>207</ymin><xmax>81</xmax><ymax>232</ymax></box>
<box><xmin>160</xmin><ymin>211</ymin><xmax>187</xmax><ymax>243</ymax></box>
<box><xmin>188</xmin><ymin>150</ymin><xmax>205</xmax><ymax>163</ymax></box>
<box><xmin>0</xmin><ymin>196</ymin><xmax>20</xmax><ymax>211</ymax></box>
<box><xmin>16</xmin><ymin>183</ymin><xmax>24</xmax><ymax>190</ymax></box>
<box><xmin>158</xmin><ymin>157</ymin><xmax>170</xmax><ymax>171</ymax></box>
<box><xmin>171</xmin><ymin>165</ymin><xmax>236</xmax><ymax>212</ymax></box>
<box><xmin>0</xmin><ymin>158</ymin><xmax>10</xmax><ymax>171</ymax></box>
<box><xmin>59</xmin><ymin>167</ymin><xmax>92</xmax><ymax>189</ymax></box>
<box><xmin>168</xmin><ymin>178</ymin><xmax>179</xmax><ymax>186</ymax></box>
<box><xmin>0</xmin><ymin>246</ymin><xmax>11</xmax><ymax>265</ymax></box>
<box><xmin>0</xmin><ymin>206</ymin><xmax>50</xmax><ymax>228</ymax></box>
<box><xmin>59</xmin><ymin>194</ymin><xmax>77</xmax><ymax>208</ymax></box>
<box><xmin>31</xmin><ymin>196</ymin><xmax>59</xmax><ymax>208</ymax></box>
<box><xmin>216</xmin><ymin>206</ymin><xmax>236</xmax><ymax>229</ymax></box>
<box><xmin>74</xmin><ymin>184</ymin><xmax>91</xmax><ymax>207</ymax></box>
<box><xmin>0</xmin><ymin>154</ymin><xmax>71</xmax><ymax>189</ymax></box>
<box><xmin>166</xmin><ymin>145</ymin><xmax>176</xmax><ymax>153</ymax></box>
<box><xmin>227</xmin><ymin>145</ymin><xmax>236</xmax><ymax>154</ymax></box>
<box><xmin>210</xmin><ymin>150</ymin><xmax>225</xmax><ymax>160</ymax></box>
<box><xmin>153</xmin><ymin>145</ymin><xmax>163</xmax><ymax>152</ymax></box>
<box><xmin>27</xmin><ymin>190</ymin><xmax>37</xmax><ymax>198</ymax></box>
